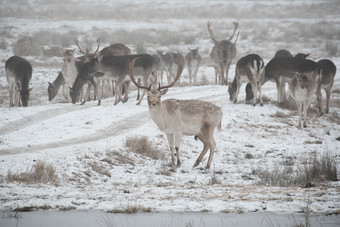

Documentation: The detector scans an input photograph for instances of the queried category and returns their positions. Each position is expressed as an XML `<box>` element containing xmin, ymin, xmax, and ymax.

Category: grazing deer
<box><xmin>316</xmin><ymin>59</ymin><xmax>337</xmax><ymax>114</ymax></box>
<box><xmin>246</xmin><ymin>52</ymin><xmax>320</xmax><ymax>104</ymax></box>
<box><xmin>70</xmin><ymin>40</ymin><xmax>132</xmax><ymax>105</ymax></box>
<box><xmin>5</xmin><ymin>56</ymin><xmax>33</xmax><ymax>107</ymax></box>
<box><xmin>207</xmin><ymin>21</ymin><xmax>239</xmax><ymax>85</ymax></box>
<box><xmin>185</xmin><ymin>48</ymin><xmax>201</xmax><ymax>85</ymax></box>
<box><xmin>128</xmin><ymin>57</ymin><xmax>223</xmax><ymax>169</ymax></box>
<box><xmin>288</xmin><ymin>71</ymin><xmax>321</xmax><ymax>128</ymax></box>
<box><xmin>47</xmin><ymin>71</ymin><xmax>66</xmax><ymax>101</ymax></box>
<box><xmin>71</xmin><ymin>49</ymin><xmax>155</xmax><ymax>105</ymax></box>
<box><xmin>228</xmin><ymin>54</ymin><xmax>265</xmax><ymax>106</ymax></box>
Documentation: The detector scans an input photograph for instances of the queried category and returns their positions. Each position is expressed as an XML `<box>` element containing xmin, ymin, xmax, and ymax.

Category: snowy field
<box><xmin>0</xmin><ymin>0</ymin><xmax>340</xmax><ymax>226</ymax></box>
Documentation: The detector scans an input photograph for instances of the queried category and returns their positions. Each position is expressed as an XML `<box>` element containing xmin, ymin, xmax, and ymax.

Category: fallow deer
<box><xmin>316</xmin><ymin>59</ymin><xmax>337</xmax><ymax>114</ymax></box>
<box><xmin>69</xmin><ymin>40</ymin><xmax>132</xmax><ymax>105</ymax></box>
<box><xmin>128</xmin><ymin>57</ymin><xmax>223</xmax><ymax>169</ymax></box>
<box><xmin>71</xmin><ymin>51</ymin><xmax>155</xmax><ymax>105</ymax></box>
<box><xmin>185</xmin><ymin>48</ymin><xmax>201</xmax><ymax>85</ymax></box>
<box><xmin>246</xmin><ymin>52</ymin><xmax>320</xmax><ymax>105</ymax></box>
<box><xmin>207</xmin><ymin>21</ymin><xmax>239</xmax><ymax>85</ymax></box>
<box><xmin>228</xmin><ymin>54</ymin><xmax>265</xmax><ymax>106</ymax></box>
<box><xmin>288</xmin><ymin>71</ymin><xmax>321</xmax><ymax>128</ymax></box>
<box><xmin>5</xmin><ymin>56</ymin><xmax>33</xmax><ymax>107</ymax></box>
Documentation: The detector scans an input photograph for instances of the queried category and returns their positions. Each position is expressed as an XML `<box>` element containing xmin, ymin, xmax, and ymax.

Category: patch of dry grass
<box><xmin>125</xmin><ymin>135</ymin><xmax>163</xmax><ymax>160</ymax></box>
<box><xmin>253</xmin><ymin>153</ymin><xmax>338</xmax><ymax>187</ymax></box>
<box><xmin>6</xmin><ymin>161</ymin><xmax>59</xmax><ymax>186</ymax></box>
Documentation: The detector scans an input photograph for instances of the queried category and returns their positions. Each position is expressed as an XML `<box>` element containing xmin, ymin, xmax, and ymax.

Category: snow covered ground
<box><xmin>0</xmin><ymin>0</ymin><xmax>339</xmax><ymax>225</ymax></box>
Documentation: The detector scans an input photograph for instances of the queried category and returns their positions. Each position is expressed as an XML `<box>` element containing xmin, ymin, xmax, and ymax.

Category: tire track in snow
<box><xmin>0</xmin><ymin>110</ymin><xmax>149</xmax><ymax>155</ymax></box>
<box><xmin>0</xmin><ymin>104</ymin><xmax>93</xmax><ymax>136</ymax></box>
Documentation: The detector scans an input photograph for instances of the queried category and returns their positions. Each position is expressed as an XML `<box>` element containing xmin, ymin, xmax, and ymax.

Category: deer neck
<box><xmin>62</xmin><ymin>59</ymin><xmax>78</xmax><ymax>84</ymax></box>
<box><xmin>148</xmin><ymin>102</ymin><xmax>172</xmax><ymax>131</ymax></box>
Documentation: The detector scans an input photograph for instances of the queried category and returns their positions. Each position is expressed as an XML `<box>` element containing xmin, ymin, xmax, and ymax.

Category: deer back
<box><xmin>318</xmin><ymin>59</ymin><xmax>336</xmax><ymax>87</ymax></box>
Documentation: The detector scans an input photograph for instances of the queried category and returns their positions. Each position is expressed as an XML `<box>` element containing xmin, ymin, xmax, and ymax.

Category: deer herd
<box><xmin>5</xmin><ymin>21</ymin><xmax>337</xmax><ymax>169</ymax></box>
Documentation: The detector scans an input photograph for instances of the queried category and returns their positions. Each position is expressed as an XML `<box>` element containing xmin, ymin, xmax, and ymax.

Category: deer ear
<box><xmin>296</xmin><ymin>72</ymin><xmax>300</xmax><ymax>78</ymax></box>
<box><xmin>160</xmin><ymin>89</ymin><xmax>168</xmax><ymax>95</ymax></box>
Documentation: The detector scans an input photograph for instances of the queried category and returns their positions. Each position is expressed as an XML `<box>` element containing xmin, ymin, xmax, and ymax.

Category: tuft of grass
<box><xmin>125</xmin><ymin>135</ymin><xmax>163</xmax><ymax>160</ymax></box>
<box><xmin>253</xmin><ymin>153</ymin><xmax>338</xmax><ymax>187</ymax></box>
<box><xmin>6</xmin><ymin>161</ymin><xmax>59</xmax><ymax>186</ymax></box>
<box><xmin>108</xmin><ymin>205</ymin><xmax>151</xmax><ymax>214</ymax></box>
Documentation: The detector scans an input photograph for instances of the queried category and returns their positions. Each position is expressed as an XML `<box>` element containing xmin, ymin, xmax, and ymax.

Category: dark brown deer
<box><xmin>316</xmin><ymin>59</ymin><xmax>337</xmax><ymax>114</ymax></box>
<box><xmin>185</xmin><ymin>48</ymin><xmax>201</xmax><ymax>85</ymax></box>
<box><xmin>207</xmin><ymin>21</ymin><xmax>239</xmax><ymax>85</ymax></box>
<box><xmin>6</xmin><ymin>56</ymin><xmax>33</xmax><ymax>107</ymax></box>
<box><xmin>128</xmin><ymin>57</ymin><xmax>223</xmax><ymax>169</ymax></box>
<box><xmin>228</xmin><ymin>54</ymin><xmax>265</xmax><ymax>106</ymax></box>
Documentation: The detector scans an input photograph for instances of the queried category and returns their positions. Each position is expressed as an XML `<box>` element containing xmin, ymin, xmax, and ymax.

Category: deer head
<box><xmin>75</xmin><ymin>39</ymin><xmax>101</xmax><ymax>60</ymax></box>
<box><xmin>128</xmin><ymin>57</ymin><xmax>184</xmax><ymax>109</ymax></box>
<box><xmin>207</xmin><ymin>21</ymin><xmax>239</xmax><ymax>46</ymax></box>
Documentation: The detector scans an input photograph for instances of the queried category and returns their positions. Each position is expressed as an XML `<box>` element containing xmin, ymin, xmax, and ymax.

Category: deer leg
<box><xmin>225</xmin><ymin>63</ymin><xmax>231</xmax><ymax>85</ymax></box>
<box><xmin>8</xmin><ymin>85</ymin><xmax>13</xmax><ymax>107</ymax></box>
<box><xmin>136</xmin><ymin>89</ymin><xmax>147</xmax><ymax>105</ymax></box>
<box><xmin>193</xmin><ymin>128</ymin><xmax>210</xmax><ymax>168</ymax></box>
<box><xmin>206</xmin><ymin>136</ymin><xmax>216</xmax><ymax>169</ymax></box>
<box><xmin>258</xmin><ymin>82</ymin><xmax>263</xmax><ymax>106</ymax></box>
<box><xmin>188</xmin><ymin>68</ymin><xmax>192</xmax><ymax>85</ymax></box>
<box><xmin>316</xmin><ymin>85</ymin><xmax>323</xmax><ymax>115</ymax></box>
<box><xmin>165</xmin><ymin>133</ymin><xmax>175</xmax><ymax>166</ymax></box>
<box><xmin>297</xmin><ymin>101</ymin><xmax>303</xmax><ymax>129</ymax></box>
<box><xmin>325</xmin><ymin>88</ymin><xmax>331</xmax><ymax>113</ymax></box>
<box><xmin>90</xmin><ymin>77</ymin><xmax>100</xmax><ymax>105</ymax></box>
<box><xmin>193</xmin><ymin>67</ymin><xmax>199</xmax><ymax>85</ymax></box>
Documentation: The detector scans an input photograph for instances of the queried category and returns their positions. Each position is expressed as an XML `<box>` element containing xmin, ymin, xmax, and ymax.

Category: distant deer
<box><xmin>69</xmin><ymin>40</ymin><xmax>132</xmax><ymax>105</ymax></box>
<box><xmin>71</xmin><ymin>45</ymin><xmax>155</xmax><ymax>105</ymax></box>
<box><xmin>6</xmin><ymin>56</ymin><xmax>33</xmax><ymax>107</ymax></box>
<box><xmin>185</xmin><ymin>48</ymin><xmax>201</xmax><ymax>85</ymax></box>
<box><xmin>207</xmin><ymin>21</ymin><xmax>239</xmax><ymax>85</ymax></box>
<box><xmin>316</xmin><ymin>59</ymin><xmax>337</xmax><ymax>114</ymax></box>
<box><xmin>246</xmin><ymin>52</ymin><xmax>320</xmax><ymax>104</ymax></box>
<box><xmin>289</xmin><ymin>71</ymin><xmax>321</xmax><ymax>128</ymax></box>
<box><xmin>228</xmin><ymin>54</ymin><xmax>265</xmax><ymax>106</ymax></box>
<box><xmin>128</xmin><ymin>57</ymin><xmax>223</xmax><ymax>169</ymax></box>
<box><xmin>163</xmin><ymin>52</ymin><xmax>185</xmax><ymax>84</ymax></box>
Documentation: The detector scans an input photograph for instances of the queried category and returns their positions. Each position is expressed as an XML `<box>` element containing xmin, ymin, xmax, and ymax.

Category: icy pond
<box><xmin>1</xmin><ymin>211</ymin><xmax>339</xmax><ymax>227</ymax></box>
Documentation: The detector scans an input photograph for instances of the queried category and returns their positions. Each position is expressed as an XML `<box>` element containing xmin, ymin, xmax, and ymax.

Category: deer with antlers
<box><xmin>208</xmin><ymin>21</ymin><xmax>239</xmax><ymax>85</ymax></box>
<box><xmin>128</xmin><ymin>57</ymin><xmax>223</xmax><ymax>169</ymax></box>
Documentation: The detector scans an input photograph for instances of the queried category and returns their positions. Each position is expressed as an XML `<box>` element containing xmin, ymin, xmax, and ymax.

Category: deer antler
<box><xmin>207</xmin><ymin>21</ymin><xmax>219</xmax><ymax>46</ymax></box>
<box><xmin>234</xmin><ymin>31</ymin><xmax>240</xmax><ymax>45</ymax></box>
<box><xmin>93</xmin><ymin>39</ymin><xmax>100</xmax><ymax>54</ymax></box>
<box><xmin>129</xmin><ymin>58</ymin><xmax>150</xmax><ymax>90</ymax></box>
<box><xmin>158</xmin><ymin>56</ymin><xmax>184</xmax><ymax>90</ymax></box>
<box><xmin>75</xmin><ymin>40</ymin><xmax>87</xmax><ymax>55</ymax></box>
<box><xmin>228</xmin><ymin>22</ymin><xmax>239</xmax><ymax>41</ymax></box>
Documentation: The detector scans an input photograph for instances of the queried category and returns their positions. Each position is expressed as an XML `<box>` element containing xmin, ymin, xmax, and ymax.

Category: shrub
<box><xmin>253</xmin><ymin>153</ymin><xmax>338</xmax><ymax>187</ymax></box>
<box><xmin>125</xmin><ymin>135</ymin><xmax>162</xmax><ymax>160</ymax></box>
<box><xmin>6</xmin><ymin>161</ymin><xmax>59</xmax><ymax>185</ymax></box>
<box><xmin>13</xmin><ymin>36</ymin><xmax>42</xmax><ymax>56</ymax></box>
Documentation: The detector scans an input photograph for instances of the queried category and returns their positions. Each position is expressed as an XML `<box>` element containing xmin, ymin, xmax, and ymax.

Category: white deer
<box><xmin>288</xmin><ymin>71</ymin><xmax>321</xmax><ymax>128</ymax></box>
<box><xmin>128</xmin><ymin>57</ymin><xmax>223</xmax><ymax>169</ymax></box>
